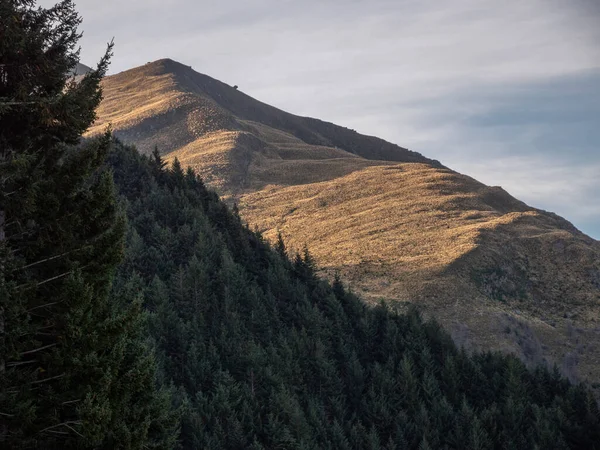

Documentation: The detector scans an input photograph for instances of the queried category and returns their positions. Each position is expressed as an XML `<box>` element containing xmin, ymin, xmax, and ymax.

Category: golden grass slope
<box><xmin>89</xmin><ymin>59</ymin><xmax>431</xmax><ymax>195</ymax></box>
<box><xmin>89</xmin><ymin>59</ymin><xmax>434</xmax><ymax>164</ymax></box>
<box><xmin>90</xmin><ymin>59</ymin><xmax>600</xmax><ymax>387</ymax></box>
<box><xmin>165</xmin><ymin>127</ymin><xmax>396</xmax><ymax>194</ymax></box>
<box><xmin>89</xmin><ymin>62</ymin><xmax>236</xmax><ymax>155</ymax></box>
<box><xmin>240</xmin><ymin>163</ymin><xmax>600</xmax><ymax>385</ymax></box>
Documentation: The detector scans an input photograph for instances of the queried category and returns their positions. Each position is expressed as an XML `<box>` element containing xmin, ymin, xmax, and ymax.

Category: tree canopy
<box><xmin>0</xmin><ymin>1</ymin><xmax>176</xmax><ymax>448</ymax></box>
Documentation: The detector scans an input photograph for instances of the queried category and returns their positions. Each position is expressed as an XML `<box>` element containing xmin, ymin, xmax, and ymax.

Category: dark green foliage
<box><xmin>0</xmin><ymin>1</ymin><xmax>176</xmax><ymax>447</ymax></box>
<box><xmin>109</xmin><ymin>141</ymin><xmax>600</xmax><ymax>449</ymax></box>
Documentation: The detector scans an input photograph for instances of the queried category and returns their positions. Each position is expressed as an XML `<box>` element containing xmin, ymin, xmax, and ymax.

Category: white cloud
<box><xmin>67</xmin><ymin>0</ymin><xmax>599</xmax><ymax>85</ymax></box>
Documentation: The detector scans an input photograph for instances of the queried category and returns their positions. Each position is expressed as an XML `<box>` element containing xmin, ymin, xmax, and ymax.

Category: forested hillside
<box><xmin>108</xmin><ymin>141</ymin><xmax>600</xmax><ymax>449</ymax></box>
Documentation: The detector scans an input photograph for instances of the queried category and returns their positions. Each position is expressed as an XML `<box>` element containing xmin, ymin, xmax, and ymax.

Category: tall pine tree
<box><xmin>0</xmin><ymin>1</ymin><xmax>176</xmax><ymax>447</ymax></box>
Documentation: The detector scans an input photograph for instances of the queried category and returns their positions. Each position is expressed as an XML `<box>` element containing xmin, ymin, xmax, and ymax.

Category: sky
<box><xmin>53</xmin><ymin>0</ymin><xmax>600</xmax><ymax>238</ymax></box>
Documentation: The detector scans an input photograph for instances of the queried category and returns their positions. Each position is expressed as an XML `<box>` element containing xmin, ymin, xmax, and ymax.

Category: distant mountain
<box><xmin>88</xmin><ymin>59</ymin><xmax>600</xmax><ymax>388</ymax></box>
<box><xmin>74</xmin><ymin>62</ymin><xmax>92</xmax><ymax>76</ymax></box>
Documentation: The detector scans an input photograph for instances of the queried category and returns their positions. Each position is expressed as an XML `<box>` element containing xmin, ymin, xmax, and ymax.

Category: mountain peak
<box><xmin>144</xmin><ymin>58</ymin><xmax>190</xmax><ymax>72</ymax></box>
<box><xmin>111</xmin><ymin>57</ymin><xmax>193</xmax><ymax>78</ymax></box>
<box><xmin>94</xmin><ymin>60</ymin><xmax>435</xmax><ymax>166</ymax></box>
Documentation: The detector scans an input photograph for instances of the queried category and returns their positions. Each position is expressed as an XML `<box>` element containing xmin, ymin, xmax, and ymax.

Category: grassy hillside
<box><xmin>90</xmin><ymin>59</ymin><xmax>434</xmax><ymax>164</ymax></box>
<box><xmin>240</xmin><ymin>163</ymin><xmax>600</xmax><ymax>384</ymax></box>
<box><xmin>90</xmin><ymin>59</ymin><xmax>600</xmax><ymax>387</ymax></box>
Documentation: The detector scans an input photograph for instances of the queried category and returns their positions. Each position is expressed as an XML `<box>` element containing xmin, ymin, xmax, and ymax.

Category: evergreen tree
<box><xmin>275</xmin><ymin>231</ymin><xmax>287</xmax><ymax>259</ymax></box>
<box><xmin>0</xmin><ymin>1</ymin><xmax>176</xmax><ymax>447</ymax></box>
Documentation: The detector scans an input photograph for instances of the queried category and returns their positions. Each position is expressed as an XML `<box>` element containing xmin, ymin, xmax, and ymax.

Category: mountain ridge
<box><xmin>88</xmin><ymin>58</ymin><xmax>600</xmax><ymax>387</ymax></box>
<box><xmin>92</xmin><ymin>58</ymin><xmax>439</xmax><ymax>165</ymax></box>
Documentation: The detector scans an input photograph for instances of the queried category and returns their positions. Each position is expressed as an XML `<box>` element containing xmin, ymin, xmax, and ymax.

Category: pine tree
<box><xmin>275</xmin><ymin>231</ymin><xmax>287</xmax><ymax>259</ymax></box>
<box><xmin>0</xmin><ymin>1</ymin><xmax>175</xmax><ymax>447</ymax></box>
<box><xmin>150</xmin><ymin>146</ymin><xmax>167</xmax><ymax>173</ymax></box>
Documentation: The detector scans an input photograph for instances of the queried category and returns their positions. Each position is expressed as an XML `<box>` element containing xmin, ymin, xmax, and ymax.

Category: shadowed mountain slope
<box><xmin>89</xmin><ymin>59</ymin><xmax>600</xmax><ymax>387</ymax></box>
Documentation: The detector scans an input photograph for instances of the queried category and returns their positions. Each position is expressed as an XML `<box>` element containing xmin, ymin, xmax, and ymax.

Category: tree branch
<box><xmin>17</xmin><ymin>250</ymin><xmax>78</xmax><ymax>271</ymax></box>
<box><xmin>30</xmin><ymin>373</ymin><xmax>65</xmax><ymax>384</ymax></box>
<box><xmin>6</xmin><ymin>359</ymin><xmax>37</xmax><ymax>367</ymax></box>
<box><xmin>0</xmin><ymin>101</ymin><xmax>40</xmax><ymax>106</ymax></box>
<box><xmin>27</xmin><ymin>302</ymin><xmax>61</xmax><ymax>313</ymax></box>
<box><xmin>20</xmin><ymin>343</ymin><xmax>56</xmax><ymax>355</ymax></box>
<box><xmin>40</xmin><ymin>421</ymin><xmax>83</xmax><ymax>437</ymax></box>
<box><xmin>62</xmin><ymin>423</ymin><xmax>84</xmax><ymax>438</ymax></box>
<box><xmin>16</xmin><ymin>270</ymin><xmax>73</xmax><ymax>290</ymax></box>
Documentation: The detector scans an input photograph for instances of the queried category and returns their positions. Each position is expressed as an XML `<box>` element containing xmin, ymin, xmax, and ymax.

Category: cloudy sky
<box><xmin>62</xmin><ymin>0</ymin><xmax>600</xmax><ymax>238</ymax></box>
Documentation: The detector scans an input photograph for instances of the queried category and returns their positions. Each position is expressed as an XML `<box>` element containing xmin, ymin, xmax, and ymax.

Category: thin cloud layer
<box><xmin>55</xmin><ymin>0</ymin><xmax>600</xmax><ymax>237</ymax></box>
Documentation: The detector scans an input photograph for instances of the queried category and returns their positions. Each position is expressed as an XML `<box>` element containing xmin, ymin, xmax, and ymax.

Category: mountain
<box><xmin>89</xmin><ymin>59</ymin><xmax>600</xmax><ymax>387</ymax></box>
<box><xmin>89</xmin><ymin>59</ymin><xmax>437</xmax><ymax>193</ymax></box>
<box><xmin>74</xmin><ymin>62</ymin><xmax>92</xmax><ymax>75</ymax></box>
<box><xmin>7</xmin><ymin>1</ymin><xmax>598</xmax><ymax>444</ymax></box>
<box><xmin>107</xmin><ymin>140</ymin><xmax>600</xmax><ymax>448</ymax></box>
<box><xmin>70</xmin><ymin>62</ymin><xmax>92</xmax><ymax>81</ymax></box>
